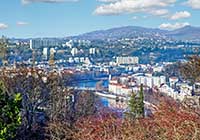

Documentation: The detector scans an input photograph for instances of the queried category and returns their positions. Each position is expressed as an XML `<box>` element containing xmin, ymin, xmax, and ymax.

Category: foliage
<box><xmin>0</xmin><ymin>81</ymin><xmax>22</xmax><ymax>140</ymax></box>
<box><xmin>3</xmin><ymin>67</ymin><xmax>200</xmax><ymax>140</ymax></box>
<box><xmin>127</xmin><ymin>84</ymin><xmax>144</xmax><ymax>119</ymax></box>
<box><xmin>45</xmin><ymin>90</ymin><xmax>97</xmax><ymax>139</ymax></box>
<box><xmin>0</xmin><ymin>68</ymin><xmax>98</xmax><ymax>139</ymax></box>
<box><xmin>73</xmin><ymin>99</ymin><xmax>200</xmax><ymax>140</ymax></box>
<box><xmin>127</xmin><ymin>92</ymin><xmax>137</xmax><ymax>118</ymax></box>
<box><xmin>180</xmin><ymin>55</ymin><xmax>200</xmax><ymax>84</ymax></box>
<box><xmin>46</xmin><ymin>121</ymin><xmax>75</xmax><ymax>140</ymax></box>
<box><xmin>74</xmin><ymin>111</ymin><xmax>122</xmax><ymax>140</ymax></box>
<box><xmin>1</xmin><ymin>68</ymin><xmax>50</xmax><ymax>134</ymax></box>
<box><xmin>0</xmin><ymin>42</ymin><xmax>8</xmax><ymax>66</ymax></box>
<box><xmin>164</xmin><ymin>61</ymin><xmax>182</xmax><ymax>78</ymax></box>
<box><xmin>138</xmin><ymin>84</ymin><xmax>144</xmax><ymax>117</ymax></box>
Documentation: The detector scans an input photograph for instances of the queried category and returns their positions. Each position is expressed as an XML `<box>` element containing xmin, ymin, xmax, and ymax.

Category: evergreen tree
<box><xmin>128</xmin><ymin>92</ymin><xmax>137</xmax><ymax>118</ymax></box>
<box><xmin>127</xmin><ymin>84</ymin><xmax>144</xmax><ymax>119</ymax></box>
<box><xmin>0</xmin><ymin>81</ymin><xmax>22</xmax><ymax>140</ymax></box>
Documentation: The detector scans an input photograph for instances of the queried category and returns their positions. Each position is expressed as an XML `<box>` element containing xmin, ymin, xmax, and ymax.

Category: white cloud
<box><xmin>132</xmin><ymin>16</ymin><xmax>138</xmax><ymax>20</ymax></box>
<box><xmin>143</xmin><ymin>15</ymin><xmax>148</xmax><ymax>18</ymax></box>
<box><xmin>0</xmin><ymin>23</ymin><xmax>8</xmax><ymax>29</ymax></box>
<box><xmin>185</xmin><ymin>0</ymin><xmax>200</xmax><ymax>9</ymax></box>
<box><xmin>94</xmin><ymin>0</ymin><xmax>176</xmax><ymax>15</ymax></box>
<box><xmin>170</xmin><ymin>11</ymin><xmax>191</xmax><ymax>20</ymax></box>
<box><xmin>17</xmin><ymin>21</ymin><xmax>29</xmax><ymax>26</ymax></box>
<box><xmin>22</xmin><ymin>0</ymin><xmax>78</xmax><ymax>4</ymax></box>
<box><xmin>159</xmin><ymin>22</ymin><xmax>190</xmax><ymax>30</ymax></box>
<box><xmin>149</xmin><ymin>9</ymin><xmax>169</xmax><ymax>16</ymax></box>
<box><xmin>98</xmin><ymin>0</ymin><xmax>118</xmax><ymax>2</ymax></box>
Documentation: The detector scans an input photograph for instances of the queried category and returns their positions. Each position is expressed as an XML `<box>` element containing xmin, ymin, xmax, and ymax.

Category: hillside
<box><xmin>69</xmin><ymin>26</ymin><xmax>200</xmax><ymax>41</ymax></box>
<box><xmin>166</xmin><ymin>26</ymin><xmax>200</xmax><ymax>41</ymax></box>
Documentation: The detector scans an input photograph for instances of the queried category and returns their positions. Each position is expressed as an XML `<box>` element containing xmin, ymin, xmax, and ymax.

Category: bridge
<box><xmin>69</xmin><ymin>87</ymin><xmax>158</xmax><ymax>111</ymax></box>
<box><xmin>69</xmin><ymin>86</ymin><xmax>96</xmax><ymax>91</ymax></box>
<box><xmin>95</xmin><ymin>91</ymin><xmax>158</xmax><ymax>110</ymax></box>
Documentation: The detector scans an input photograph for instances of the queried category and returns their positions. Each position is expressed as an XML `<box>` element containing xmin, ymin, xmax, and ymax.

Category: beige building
<box><xmin>116</xmin><ymin>56</ymin><xmax>139</xmax><ymax>65</ymax></box>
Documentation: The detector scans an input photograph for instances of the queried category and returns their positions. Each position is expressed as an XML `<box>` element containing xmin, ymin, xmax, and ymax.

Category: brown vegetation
<box><xmin>0</xmin><ymin>68</ymin><xmax>97</xmax><ymax>140</ymax></box>
<box><xmin>180</xmin><ymin>55</ymin><xmax>200</xmax><ymax>84</ymax></box>
<box><xmin>1</xmin><ymin>59</ymin><xmax>200</xmax><ymax>140</ymax></box>
<box><xmin>72</xmin><ymin>99</ymin><xmax>200</xmax><ymax>140</ymax></box>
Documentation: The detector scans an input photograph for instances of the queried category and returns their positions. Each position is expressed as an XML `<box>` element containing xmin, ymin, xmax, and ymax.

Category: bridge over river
<box><xmin>70</xmin><ymin>86</ymin><xmax>158</xmax><ymax>111</ymax></box>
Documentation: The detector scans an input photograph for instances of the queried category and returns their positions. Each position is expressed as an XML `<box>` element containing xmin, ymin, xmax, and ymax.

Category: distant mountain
<box><xmin>166</xmin><ymin>26</ymin><xmax>200</xmax><ymax>41</ymax></box>
<box><xmin>69</xmin><ymin>26</ymin><xmax>200</xmax><ymax>41</ymax></box>
<box><xmin>70</xmin><ymin>26</ymin><xmax>167</xmax><ymax>40</ymax></box>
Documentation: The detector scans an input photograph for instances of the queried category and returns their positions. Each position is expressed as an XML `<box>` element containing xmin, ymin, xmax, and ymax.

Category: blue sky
<box><xmin>0</xmin><ymin>0</ymin><xmax>199</xmax><ymax>38</ymax></box>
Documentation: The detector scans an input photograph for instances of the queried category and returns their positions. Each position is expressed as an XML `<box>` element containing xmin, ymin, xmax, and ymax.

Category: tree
<box><xmin>127</xmin><ymin>84</ymin><xmax>144</xmax><ymax>119</ymax></box>
<box><xmin>73</xmin><ymin>98</ymin><xmax>200</xmax><ymax>140</ymax></box>
<box><xmin>127</xmin><ymin>92</ymin><xmax>137</xmax><ymax>118</ymax></box>
<box><xmin>180</xmin><ymin>55</ymin><xmax>200</xmax><ymax>96</ymax></box>
<box><xmin>164</xmin><ymin>61</ymin><xmax>182</xmax><ymax>78</ymax></box>
<box><xmin>0</xmin><ymin>68</ymin><xmax>50</xmax><ymax>139</ymax></box>
<box><xmin>0</xmin><ymin>81</ymin><xmax>22</xmax><ymax>140</ymax></box>
<box><xmin>46</xmin><ymin>71</ymin><xmax>74</xmax><ymax>122</ymax></box>
<box><xmin>46</xmin><ymin>90</ymin><xmax>97</xmax><ymax>140</ymax></box>
<box><xmin>180</xmin><ymin>55</ymin><xmax>200</xmax><ymax>85</ymax></box>
<box><xmin>138</xmin><ymin>84</ymin><xmax>144</xmax><ymax>117</ymax></box>
<box><xmin>0</xmin><ymin>42</ymin><xmax>8</xmax><ymax>66</ymax></box>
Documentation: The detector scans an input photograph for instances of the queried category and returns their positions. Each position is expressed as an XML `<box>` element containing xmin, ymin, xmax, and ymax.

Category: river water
<box><xmin>75</xmin><ymin>80</ymin><xmax>127</xmax><ymax>110</ymax></box>
<box><xmin>75</xmin><ymin>80</ymin><xmax>153</xmax><ymax>116</ymax></box>
<box><xmin>76</xmin><ymin>80</ymin><xmax>108</xmax><ymax>88</ymax></box>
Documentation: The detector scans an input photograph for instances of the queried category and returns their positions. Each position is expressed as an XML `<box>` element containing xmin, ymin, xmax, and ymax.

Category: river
<box><xmin>75</xmin><ymin>80</ymin><xmax>108</xmax><ymax>88</ymax></box>
<box><xmin>75</xmin><ymin>79</ymin><xmax>127</xmax><ymax>110</ymax></box>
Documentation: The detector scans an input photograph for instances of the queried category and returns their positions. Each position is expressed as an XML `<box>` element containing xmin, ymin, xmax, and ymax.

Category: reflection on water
<box><xmin>100</xmin><ymin>97</ymin><xmax>109</xmax><ymax>107</ymax></box>
<box><xmin>76</xmin><ymin>80</ymin><xmax>127</xmax><ymax>111</ymax></box>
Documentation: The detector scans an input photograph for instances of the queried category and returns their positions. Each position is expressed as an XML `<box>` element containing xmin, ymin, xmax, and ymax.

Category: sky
<box><xmin>0</xmin><ymin>0</ymin><xmax>200</xmax><ymax>38</ymax></box>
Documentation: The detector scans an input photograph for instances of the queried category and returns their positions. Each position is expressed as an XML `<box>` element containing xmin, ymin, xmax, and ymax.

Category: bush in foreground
<box><xmin>0</xmin><ymin>81</ymin><xmax>22</xmax><ymax>140</ymax></box>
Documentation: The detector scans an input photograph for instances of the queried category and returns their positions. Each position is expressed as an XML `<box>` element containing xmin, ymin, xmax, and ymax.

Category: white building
<box><xmin>89</xmin><ymin>48</ymin><xmax>96</xmax><ymax>55</ymax></box>
<box><xmin>132</xmin><ymin>66</ymin><xmax>140</xmax><ymax>72</ymax></box>
<box><xmin>116</xmin><ymin>56</ymin><xmax>139</xmax><ymax>65</ymax></box>
<box><xmin>109</xmin><ymin>83</ymin><xmax>133</xmax><ymax>96</ymax></box>
<box><xmin>159</xmin><ymin>84</ymin><xmax>186</xmax><ymax>101</ymax></box>
<box><xmin>30</xmin><ymin>39</ymin><xmax>59</xmax><ymax>49</ymax></box>
<box><xmin>80</xmin><ymin>57</ymin><xmax>85</xmax><ymax>63</ymax></box>
<box><xmin>84</xmin><ymin>57</ymin><xmax>91</xmax><ymax>65</ymax></box>
<box><xmin>160</xmin><ymin>76</ymin><xmax>166</xmax><ymax>85</ymax></box>
<box><xmin>135</xmin><ymin>75</ymin><xmax>166</xmax><ymax>88</ymax></box>
<box><xmin>146</xmin><ymin>77</ymin><xmax>153</xmax><ymax>88</ymax></box>
<box><xmin>109</xmin><ymin>76</ymin><xmax>141</xmax><ymax>96</ymax></box>
<box><xmin>74</xmin><ymin>57</ymin><xmax>80</xmax><ymax>63</ymax></box>
<box><xmin>169</xmin><ymin>77</ymin><xmax>179</xmax><ymax>88</ymax></box>
<box><xmin>135</xmin><ymin>76</ymin><xmax>147</xmax><ymax>86</ymax></box>
<box><xmin>153</xmin><ymin>66</ymin><xmax>163</xmax><ymax>72</ymax></box>
<box><xmin>43</xmin><ymin>48</ymin><xmax>48</xmax><ymax>60</ymax></box>
<box><xmin>71</xmin><ymin>48</ymin><xmax>78</xmax><ymax>56</ymax></box>
<box><xmin>179</xmin><ymin>83</ymin><xmax>192</xmax><ymax>96</ymax></box>
<box><xmin>153</xmin><ymin>77</ymin><xmax>160</xmax><ymax>87</ymax></box>
<box><xmin>65</xmin><ymin>40</ymin><xmax>73</xmax><ymax>48</ymax></box>
<box><xmin>68</xmin><ymin>57</ymin><xmax>74</xmax><ymax>63</ymax></box>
